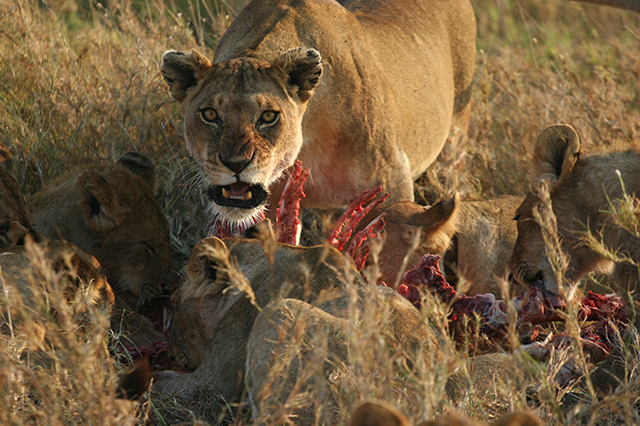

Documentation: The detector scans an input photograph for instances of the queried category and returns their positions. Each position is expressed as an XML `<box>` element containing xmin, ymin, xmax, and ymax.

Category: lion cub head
<box><xmin>509</xmin><ymin>124</ymin><xmax>640</xmax><ymax>296</ymax></box>
<box><xmin>161</xmin><ymin>48</ymin><xmax>322</xmax><ymax>228</ymax></box>
<box><xmin>28</xmin><ymin>153</ymin><xmax>177</xmax><ymax>311</ymax></box>
<box><xmin>357</xmin><ymin>197</ymin><xmax>459</xmax><ymax>286</ymax></box>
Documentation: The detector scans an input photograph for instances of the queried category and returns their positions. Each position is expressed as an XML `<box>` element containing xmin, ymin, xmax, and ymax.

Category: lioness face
<box><xmin>162</xmin><ymin>48</ymin><xmax>322</xmax><ymax>228</ymax></box>
<box><xmin>184</xmin><ymin>61</ymin><xmax>306</xmax><ymax>226</ymax></box>
<box><xmin>510</xmin><ymin>190</ymin><xmax>559</xmax><ymax>292</ymax></box>
<box><xmin>511</xmin><ymin>180</ymin><xmax>613</xmax><ymax>296</ymax></box>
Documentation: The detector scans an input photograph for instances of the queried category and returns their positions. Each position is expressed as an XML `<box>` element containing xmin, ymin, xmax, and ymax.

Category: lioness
<box><xmin>154</xmin><ymin>236</ymin><xmax>525</xmax><ymax>422</ymax></box>
<box><xmin>510</xmin><ymin>124</ymin><xmax>640</xmax><ymax>309</ymax></box>
<box><xmin>359</xmin><ymin>195</ymin><xmax>521</xmax><ymax>295</ymax></box>
<box><xmin>161</xmin><ymin>0</ymin><xmax>476</xmax><ymax>227</ymax></box>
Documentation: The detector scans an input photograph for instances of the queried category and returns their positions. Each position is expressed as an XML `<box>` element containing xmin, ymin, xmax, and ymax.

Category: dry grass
<box><xmin>1</xmin><ymin>0</ymin><xmax>639</xmax><ymax>424</ymax></box>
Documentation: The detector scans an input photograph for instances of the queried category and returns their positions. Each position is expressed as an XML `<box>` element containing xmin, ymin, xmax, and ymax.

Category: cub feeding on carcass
<box><xmin>161</xmin><ymin>0</ymin><xmax>476</xmax><ymax>228</ymax></box>
<box><xmin>27</xmin><ymin>153</ymin><xmax>177</xmax><ymax>345</ymax></box>
<box><xmin>358</xmin><ymin>195</ymin><xmax>521</xmax><ymax>296</ymax></box>
<box><xmin>510</xmin><ymin>124</ymin><xmax>640</xmax><ymax>314</ymax></box>
<box><xmin>509</xmin><ymin>124</ymin><xmax>640</xmax><ymax>392</ymax></box>
<box><xmin>154</xmin><ymin>236</ymin><xmax>526</xmax><ymax>423</ymax></box>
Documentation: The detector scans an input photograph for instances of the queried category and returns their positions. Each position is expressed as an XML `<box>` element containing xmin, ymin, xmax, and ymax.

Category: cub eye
<box><xmin>259</xmin><ymin>110</ymin><xmax>278</xmax><ymax>125</ymax></box>
<box><xmin>200</xmin><ymin>108</ymin><xmax>218</xmax><ymax>124</ymax></box>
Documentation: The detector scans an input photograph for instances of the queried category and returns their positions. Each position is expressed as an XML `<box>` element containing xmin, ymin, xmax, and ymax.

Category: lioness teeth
<box><xmin>222</xmin><ymin>188</ymin><xmax>231</xmax><ymax>199</ymax></box>
<box><xmin>244</xmin><ymin>191</ymin><xmax>252</xmax><ymax>201</ymax></box>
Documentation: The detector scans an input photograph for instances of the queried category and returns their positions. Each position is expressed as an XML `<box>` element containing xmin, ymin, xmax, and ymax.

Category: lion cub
<box><xmin>509</xmin><ymin>124</ymin><xmax>640</xmax><ymax>392</ymax></box>
<box><xmin>359</xmin><ymin>195</ymin><xmax>522</xmax><ymax>296</ymax></box>
<box><xmin>27</xmin><ymin>153</ymin><xmax>177</xmax><ymax>345</ymax></box>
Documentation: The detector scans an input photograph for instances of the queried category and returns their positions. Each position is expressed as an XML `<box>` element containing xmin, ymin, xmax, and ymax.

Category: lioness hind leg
<box><xmin>245</xmin><ymin>298</ymin><xmax>347</xmax><ymax>424</ymax></box>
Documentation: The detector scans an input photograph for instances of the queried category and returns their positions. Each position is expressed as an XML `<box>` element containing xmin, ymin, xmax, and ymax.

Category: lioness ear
<box><xmin>161</xmin><ymin>49</ymin><xmax>213</xmax><ymax>102</ymax></box>
<box><xmin>410</xmin><ymin>195</ymin><xmax>459</xmax><ymax>254</ymax></box>
<box><xmin>117</xmin><ymin>152</ymin><xmax>156</xmax><ymax>190</ymax></box>
<box><xmin>349</xmin><ymin>400</ymin><xmax>411</xmax><ymax>426</ymax></box>
<box><xmin>532</xmin><ymin>124</ymin><xmax>581</xmax><ymax>181</ymax></box>
<box><xmin>273</xmin><ymin>48</ymin><xmax>323</xmax><ymax>103</ymax></box>
<box><xmin>77</xmin><ymin>170</ymin><xmax>131</xmax><ymax>233</ymax></box>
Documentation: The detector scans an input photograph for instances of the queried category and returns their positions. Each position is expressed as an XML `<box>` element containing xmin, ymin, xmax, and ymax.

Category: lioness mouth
<box><xmin>207</xmin><ymin>182</ymin><xmax>267</xmax><ymax>209</ymax></box>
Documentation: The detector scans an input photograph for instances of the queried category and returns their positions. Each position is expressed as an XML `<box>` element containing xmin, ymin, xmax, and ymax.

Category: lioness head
<box><xmin>510</xmin><ymin>124</ymin><xmax>606</xmax><ymax>294</ymax></box>
<box><xmin>161</xmin><ymin>48</ymin><xmax>322</xmax><ymax>228</ymax></box>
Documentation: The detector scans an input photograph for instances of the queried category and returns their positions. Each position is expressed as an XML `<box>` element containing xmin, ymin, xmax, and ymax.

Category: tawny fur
<box><xmin>153</xmin><ymin>236</ymin><xmax>527</xmax><ymax>422</ymax></box>
<box><xmin>359</xmin><ymin>195</ymin><xmax>521</xmax><ymax>296</ymax></box>
<box><xmin>27</xmin><ymin>153</ymin><xmax>177</xmax><ymax>346</ymax></box>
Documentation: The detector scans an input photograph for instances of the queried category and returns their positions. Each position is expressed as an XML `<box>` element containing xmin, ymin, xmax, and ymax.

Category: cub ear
<box><xmin>77</xmin><ymin>170</ymin><xmax>131</xmax><ymax>233</ymax></box>
<box><xmin>410</xmin><ymin>195</ymin><xmax>459</xmax><ymax>255</ymax></box>
<box><xmin>182</xmin><ymin>237</ymin><xmax>231</xmax><ymax>300</ymax></box>
<box><xmin>273</xmin><ymin>48</ymin><xmax>323</xmax><ymax>103</ymax></box>
<box><xmin>117</xmin><ymin>152</ymin><xmax>156</xmax><ymax>190</ymax></box>
<box><xmin>349</xmin><ymin>399</ymin><xmax>411</xmax><ymax>426</ymax></box>
<box><xmin>532</xmin><ymin>124</ymin><xmax>581</xmax><ymax>182</ymax></box>
<box><xmin>161</xmin><ymin>49</ymin><xmax>213</xmax><ymax>102</ymax></box>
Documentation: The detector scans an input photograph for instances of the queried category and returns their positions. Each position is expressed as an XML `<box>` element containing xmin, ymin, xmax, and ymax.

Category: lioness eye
<box><xmin>200</xmin><ymin>108</ymin><xmax>218</xmax><ymax>124</ymax></box>
<box><xmin>259</xmin><ymin>110</ymin><xmax>278</xmax><ymax>124</ymax></box>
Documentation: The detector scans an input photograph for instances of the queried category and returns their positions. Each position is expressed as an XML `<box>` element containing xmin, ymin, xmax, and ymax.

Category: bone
<box><xmin>327</xmin><ymin>186</ymin><xmax>389</xmax><ymax>251</ymax></box>
<box><xmin>346</xmin><ymin>213</ymin><xmax>386</xmax><ymax>271</ymax></box>
<box><xmin>275</xmin><ymin>160</ymin><xmax>310</xmax><ymax>245</ymax></box>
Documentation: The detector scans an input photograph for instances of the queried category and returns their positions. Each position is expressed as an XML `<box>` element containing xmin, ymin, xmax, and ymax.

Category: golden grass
<box><xmin>1</xmin><ymin>0</ymin><xmax>639</xmax><ymax>424</ymax></box>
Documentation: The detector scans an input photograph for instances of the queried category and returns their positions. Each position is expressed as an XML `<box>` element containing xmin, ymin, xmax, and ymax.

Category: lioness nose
<box><xmin>219</xmin><ymin>153</ymin><xmax>253</xmax><ymax>174</ymax></box>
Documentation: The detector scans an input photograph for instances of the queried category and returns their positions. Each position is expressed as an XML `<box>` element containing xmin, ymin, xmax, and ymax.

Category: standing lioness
<box><xmin>162</xmin><ymin>0</ymin><xmax>476</xmax><ymax>227</ymax></box>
